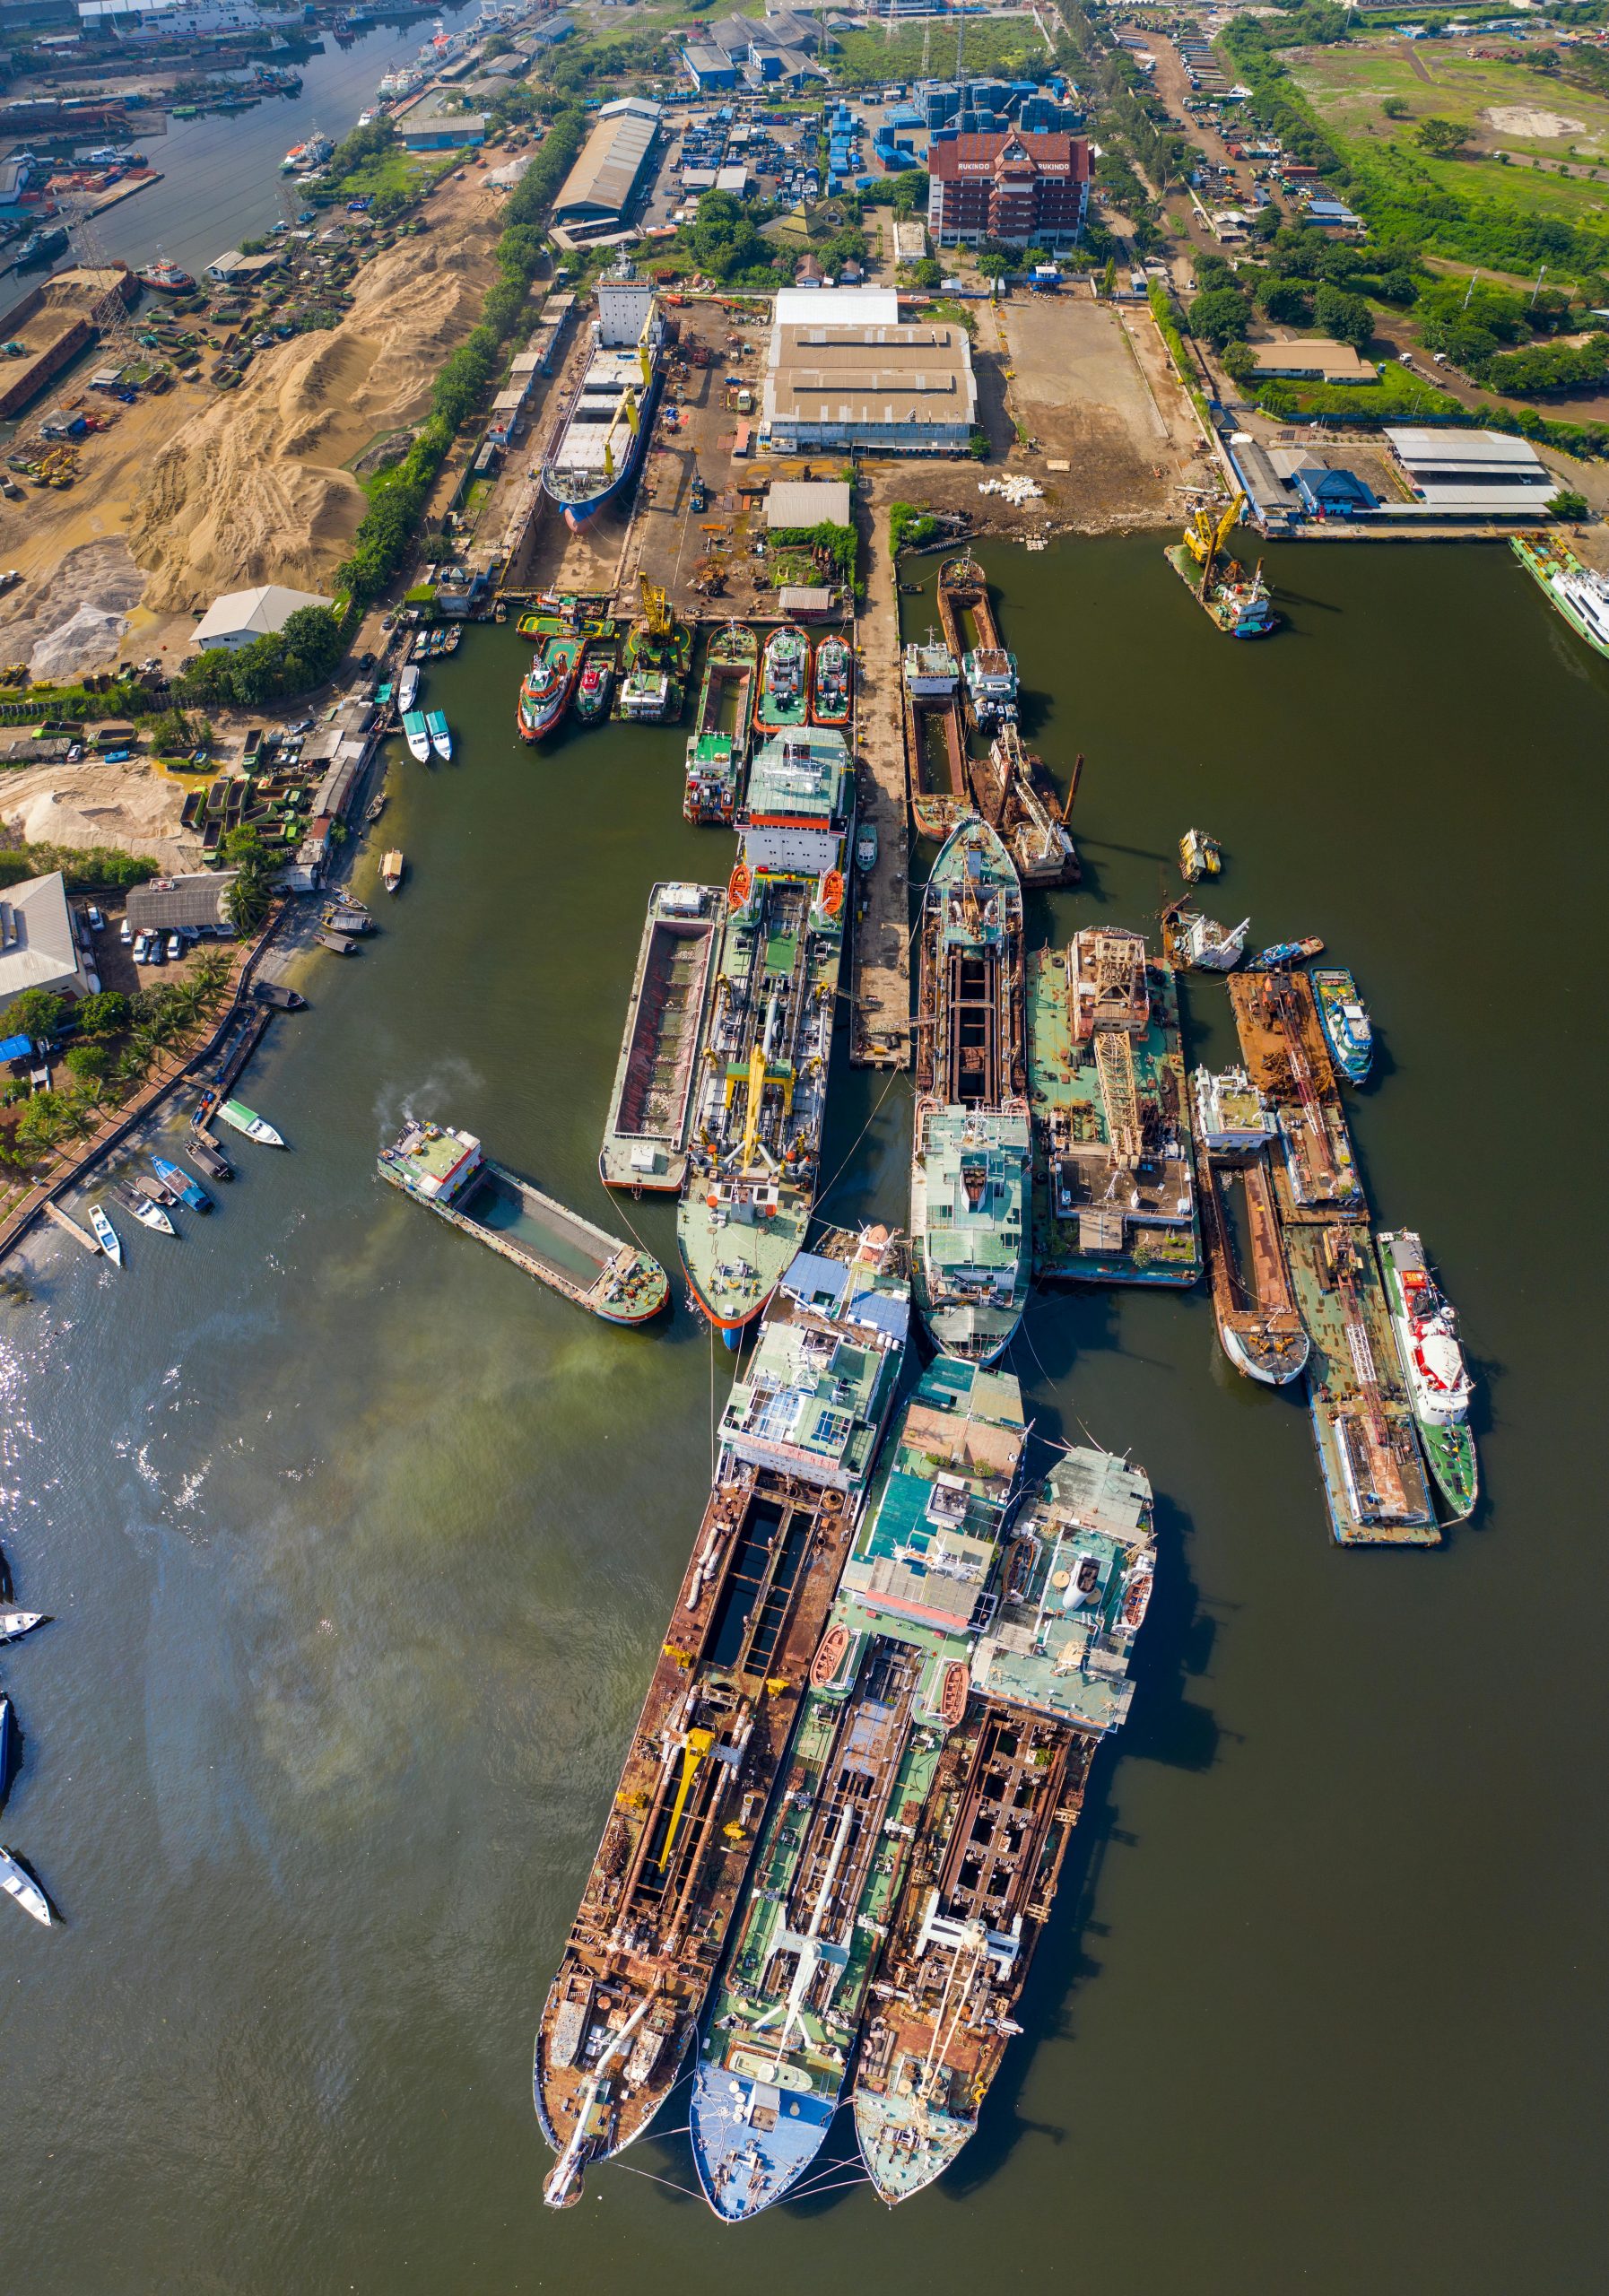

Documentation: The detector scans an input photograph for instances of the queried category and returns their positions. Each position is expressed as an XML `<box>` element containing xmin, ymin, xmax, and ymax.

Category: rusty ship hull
<box><xmin>903</xmin><ymin>683</ymin><xmax>970</xmax><ymax>842</ymax></box>
<box><xmin>1227</xmin><ymin>969</ymin><xmax>1362</xmax><ymax>1222</ymax></box>
<box><xmin>854</xmin><ymin>1705</ymin><xmax>1092</xmax><ymax>2202</ymax></box>
<box><xmin>534</xmin><ymin>1464</ymin><xmax>854</xmax><ymax>2203</ymax></box>
<box><xmin>1196</xmin><ymin>1141</ymin><xmax>1309</xmax><ymax>1384</ymax></box>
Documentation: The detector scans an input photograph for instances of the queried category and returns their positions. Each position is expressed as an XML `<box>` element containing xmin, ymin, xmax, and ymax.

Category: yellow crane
<box><xmin>638</xmin><ymin>574</ymin><xmax>673</xmax><ymax>639</ymax></box>
<box><xmin>1182</xmin><ymin>490</ymin><xmax>1247</xmax><ymax>593</ymax></box>
<box><xmin>657</xmin><ymin>1726</ymin><xmax>714</xmax><ymax>1871</ymax></box>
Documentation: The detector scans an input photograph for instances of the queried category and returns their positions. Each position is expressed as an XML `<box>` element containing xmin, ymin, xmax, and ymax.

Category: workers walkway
<box><xmin>850</xmin><ymin>504</ymin><xmax>911</xmax><ymax>1071</ymax></box>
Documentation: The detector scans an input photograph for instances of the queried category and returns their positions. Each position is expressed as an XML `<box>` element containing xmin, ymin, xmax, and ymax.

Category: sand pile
<box><xmin>129</xmin><ymin>212</ymin><xmax>502</xmax><ymax>613</ymax></box>
<box><xmin>0</xmin><ymin>540</ymin><xmax>146</xmax><ymax>683</ymax></box>
<box><xmin>2</xmin><ymin>758</ymin><xmax>199</xmax><ymax>871</ymax></box>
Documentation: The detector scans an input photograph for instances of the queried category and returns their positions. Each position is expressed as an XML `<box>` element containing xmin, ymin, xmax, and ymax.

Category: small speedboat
<box><xmin>0</xmin><ymin>1609</ymin><xmax>47</xmax><ymax>1646</ymax></box>
<box><xmin>187</xmin><ymin>1137</ymin><xmax>233</xmax><ymax>1183</ymax></box>
<box><xmin>0</xmin><ymin>1846</ymin><xmax>52</xmax><ymax>1927</ymax></box>
<box><xmin>154</xmin><ymin>1156</ymin><xmax>212</xmax><ymax>1213</ymax></box>
<box><xmin>116</xmin><ymin>1182</ymin><xmax>175</xmax><ymax>1235</ymax></box>
<box><xmin>856</xmin><ymin>822</ymin><xmax>878</xmax><ymax>874</ymax></box>
<box><xmin>88</xmin><ymin>1203</ymin><xmax>122</xmax><ymax>1265</ymax></box>
<box><xmin>1257</xmin><ymin>936</ymin><xmax>1325</xmax><ymax>970</ymax></box>
<box><xmin>426</xmin><ymin>708</ymin><xmax>452</xmax><ymax>761</ymax></box>
<box><xmin>397</xmin><ymin>663</ymin><xmax>420</xmax><ymax>713</ymax></box>
<box><xmin>0</xmin><ymin>1692</ymin><xmax>14</xmax><ymax>1799</ymax></box>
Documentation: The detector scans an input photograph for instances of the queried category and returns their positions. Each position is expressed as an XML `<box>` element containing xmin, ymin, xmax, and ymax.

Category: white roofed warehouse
<box><xmin>763</xmin><ymin>290</ymin><xmax>976</xmax><ymax>457</ymax></box>
<box><xmin>190</xmin><ymin>584</ymin><xmax>334</xmax><ymax>654</ymax></box>
<box><xmin>1384</xmin><ymin>428</ymin><xmax>1557</xmax><ymax>518</ymax></box>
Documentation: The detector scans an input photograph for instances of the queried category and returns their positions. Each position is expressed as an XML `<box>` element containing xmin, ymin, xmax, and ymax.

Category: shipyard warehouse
<box><xmin>762</xmin><ymin>287</ymin><xmax>976</xmax><ymax>456</ymax></box>
<box><xmin>549</xmin><ymin>98</ymin><xmax>664</xmax><ymax>245</ymax></box>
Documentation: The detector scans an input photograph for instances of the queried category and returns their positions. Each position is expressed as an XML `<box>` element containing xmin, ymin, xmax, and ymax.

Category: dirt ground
<box><xmin>0</xmin><ymin>753</ymin><xmax>198</xmax><ymax>869</ymax></box>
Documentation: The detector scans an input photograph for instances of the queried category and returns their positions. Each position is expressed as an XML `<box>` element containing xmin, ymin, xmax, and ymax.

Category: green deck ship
<box><xmin>678</xmin><ymin>729</ymin><xmax>853</xmax><ymax>1338</ymax></box>
<box><xmin>855</xmin><ymin>1443</ymin><xmax>1158</xmax><ymax>2205</ymax></box>
<box><xmin>1029</xmin><ymin>928</ymin><xmax>1202</xmax><ymax>1287</ymax></box>
<box><xmin>911</xmin><ymin>818</ymin><xmax>1031</xmax><ymax>1362</ymax></box>
<box><xmin>684</xmin><ymin>623</ymin><xmax>758</xmax><ymax>824</ymax></box>
<box><xmin>690</xmin><ymin>1358</ymin><xmax>1028</xmax><ymax>2223</ymax></box>
<box><xmin>1511</xmin><ymin>530</ymin><xmax>1609</xmax><ymax>660</ymax></box>
<box><xmin>1378</xmin><ymin>1230</ymin><xmax>1478</xmax><ymax>1521</ymax></box>
<box><xmin>1285</xmin><ymin>1222</ymin><xmax>1439</xmax><ymax>1547</ymax></box>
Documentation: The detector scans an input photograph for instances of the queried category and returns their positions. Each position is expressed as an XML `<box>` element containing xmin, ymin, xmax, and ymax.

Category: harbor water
<box><xmin>3</xmin><ymin>536</ymin><xmax>1606</xmax><ymax>2293</ymax></box>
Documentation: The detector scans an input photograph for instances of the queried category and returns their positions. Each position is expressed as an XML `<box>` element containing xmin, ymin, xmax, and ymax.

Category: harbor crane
<box><xmin>1183</xmin><ymin>490</ymin><xmax>1248</xmax><ymax>595</ymax></box>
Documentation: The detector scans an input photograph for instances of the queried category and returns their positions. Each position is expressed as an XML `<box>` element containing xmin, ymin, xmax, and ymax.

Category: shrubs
<box><xmin>890</xmin><ymin>501</ymin><xmax>939</xmax><ymax>554</ymax></box>
<box><xmin>0</xmin><ymin>843</ymin><xmax>159</xmax><ymax>896</ymax></box>
<box><xmin>180</xmin><ymin>605</ymin><xmax>348</xmax><ymax>709</ymax></box>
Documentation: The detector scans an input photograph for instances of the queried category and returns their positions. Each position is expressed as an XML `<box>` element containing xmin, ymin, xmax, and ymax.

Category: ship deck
<box><xmin>1197</xmin><ymin>1144</ymin><xmax>1309</xmax><ymax>1378</ymax></box>
<box><xmin>600</xmin><ymin>887</ymin><xmax>724</xmax><ymax>1191</ymax></box>
<box><xmin>1029</xmin><ymin>947</ymin><xmax>1201</xmax><ymax>1286</ymax></box>
<box><xmin>1228</xmin><ymin>970</ymin><xmax>1361</xmax><ymax>1221</ymax></box>
<box><xmin>1284</xmin><ymin>1222</ymin><xmax>1439</xmax><ymax>1546</ymax></box>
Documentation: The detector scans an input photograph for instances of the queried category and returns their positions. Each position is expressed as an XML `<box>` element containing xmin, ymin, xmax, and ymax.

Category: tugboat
<box><xmin>1378</xmin><ymin>1230</ymin><xmax>1478</xmax><ymax>1520</ymax></box>
<box><xmin>809</xmin><ymin>631</ymin><xmax>853</xmax><ymax>726</ymax></box>
<box><xmin>1312</xmin><ymin>965</ymin><xmax>1372</xmax><ymax>1083</ymax></box>
<box><xmin>517</xmin><ymin>636</ymin><xmax>583</xmax><ymax>743</ymax></box>
<box><xmin>1257</xmin><ymin>935</ymin><xmax>1324</xmax><ymax>969</ymax></box>
<box><xmin>135</xmin><ymin>255</ymin><xmax>196</xmax><ymax>294</ymax></box>
<box><xmin>753</xmin><ymin>624</ymin><xmax>809</xmax><ymax>731</ymax></box>
<box><xmin>573</xmin><ymin>641</ymin><xmax>616</xmax><ymax>725</ymax></box>
<box><xmin>683</xmin><ymin>622</ymin><xmax>756</xmax><ymax>821</ymax></box>
<box><xmin>1166</xmin><ymin>492</ymin><xmax>1277</xmax><ymax>638</ymax></box>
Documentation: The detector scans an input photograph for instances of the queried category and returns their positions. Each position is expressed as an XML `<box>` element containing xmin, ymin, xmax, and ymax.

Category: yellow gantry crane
<box><xmin>1183</xmin><ymin>490</ymin><xmax>1247</xmax><ymax>594</ymax></box>
<box><xmin>638</xmin><ymin>575</ymin><xmax>673</xmax><ymax>638</ymax></box>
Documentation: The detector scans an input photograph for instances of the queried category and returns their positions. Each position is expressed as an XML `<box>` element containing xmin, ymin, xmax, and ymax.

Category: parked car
<box><xmin>166</xmin><ymin>934</ymin><xmax>182</xmax><ymax>961</ymax></box>
<box><xmin>87</xmin><ymin>905</ymin><xmax>104</xmax><ymax>933</ymax></box>
<box><xmin>120</xmin><ymin>918</ymin><xmax>133</xmax><ymax>945</ymax></box>
<box><xmin>132</xmin><ymin>932</ymin><xmax>151</xmax><ymax>961</ymax></box>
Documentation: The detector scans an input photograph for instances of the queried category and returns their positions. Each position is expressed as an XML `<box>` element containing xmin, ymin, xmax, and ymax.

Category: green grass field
<box><xmin>1293</xmin><ymin>41</ymin><xmax>1609</xmax><ymax>227</ymax></box>
<box><xmin>832</xmin><ymin>20</ymin><xmax>1049</xmax><ymax>88</ymax></box>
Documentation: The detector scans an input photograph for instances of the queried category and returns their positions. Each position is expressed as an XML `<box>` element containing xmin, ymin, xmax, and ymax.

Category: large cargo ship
<box><xmin>1029</xmin><ymin>928</ymin><xmax>1201</xmax><ymax>1288</ymax></box>
<box><xmin>541</xmin><ymin>260</ymin><xmax>665</xmax><ymax>533</ymax></box>
<box><xmin>1512</xmin><ymin>529</ymin><xmax>1609</xmax><ymax>658</ymax></box>
<box><xmin>1285</xmin><ymin>1222</ymin><xmax>1439</xmax><ymax>1546</ymax></box>
<box><xmin>911</xmin><ymin>818</ymin><xmax>1031</xmax><ymax>1361</ymax></box>
<box><xmin>1378</xmin><ymin>1230</ymin><xmax>1478</xmax><ymax>1520</ymax></box>
<box><xmin>599</xmin><ymin>883</ymin><xmax>726</xmax><ymax>1194</ymax></box>
<box><xmin>855</xmin><ymin>1442</ymin><xmax>1157</xmax><ymax>2204</ymax></box>
<box><xmin>378</xmin><ymin>1120</ymin><xmax>666</xmax><ymax>1325</ymax></box>
<box><xmin>683</xmin><ymin>623</ymin><xmax>757</xmax><ymax>824</ymax></box>
<box><xmin>1192</xmin><ymin>1066</ymin><xmax>1309</xmax><ymax>1385</ymax></box>
<box><xmin>690</xmin><ymin>1357</ymin><xmax>1029</xmax><ymax>2222</ymax></box>
<box><xmin>677</xmin><ymin>728</ymin><xmax>853</xmax><ymax>1336</ymax></box>
<box><xmin>535</xmin><ymin>1229</ymin><xmax>910</xmax><ymax>2207</ymax></box>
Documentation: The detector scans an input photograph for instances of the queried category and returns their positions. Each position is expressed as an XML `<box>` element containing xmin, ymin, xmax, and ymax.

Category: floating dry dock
<box><xmin>1030</xmin><ymin>928</ymin><xmax>1201</xmax><ymax>1286</ymax></box>
<box><xmin>1285</xmin><ymin>1221</ymin><xmax>1438</xmax><ymax>1546</ymax></box>
<box><xmin>379</xmin><ymin>1121</ymin><xmax>667</xmax><ymax>1325</ymax></box>
<box><xmin>600</xmin><ymin>882</ymin><xmax>726</xmax><ymax>1193</ymax></box>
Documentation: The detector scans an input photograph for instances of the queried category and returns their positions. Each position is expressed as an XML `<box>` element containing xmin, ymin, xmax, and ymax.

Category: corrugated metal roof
<box><xmin>766</xmin><ymin>480</ymin><xmax>851</xmax><ymax>528</ymax></box>
<box><xmin>553</xmin><ymin>106</ymin><xmax>660</xmax><ymax>222</ymax></box>
<box><xmin>126</xmin><ymin>874</ymin><xmax>237</xmax><ymax>931</ymax></box>
<box><xmin>1386</xmin><ymin>426</ymin><xmax>1547</xmax><ymax>471</ymax></box>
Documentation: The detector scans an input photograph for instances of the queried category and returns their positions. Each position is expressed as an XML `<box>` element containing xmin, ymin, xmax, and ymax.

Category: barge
<box><xmin>901</xmin><ymin>639</ymin><xmax>968</xmax><ymax>840</ymax></box>
<box><xmin>937</xmin><ymin>553</ymin><xmax>1019</xmax><ymax>730</ymax></box>
<box><xmin>1029</xmin><ymin>929</ymin><xmax>1201</xmax><ymax>1288</ymax></box>
<box><xmin>691</xmin><ymin>1357</ymin><xmax>1028</xmax><ymax>2222</ymax></box>
<box><xmin>855</xmin><ymin>1443</ymin><xmax>1157</xmax><ymax>2204</ymax></box>
<box><xmin>1285</xmin><ymin>1222</ymin><xmax>1439</xmax><ymax>1546</ymax></box>
<box><xmin>599</xmin><ymin>883</ymin><xmax>726</xmax><ymax>1194</ymax></box>
<box><xmin>379</xmin><ymin>1120</ymin><xmax>666</xmax><ymax>1325</ymax></box>
<box><xmin>1228</xmin><ymin>969</ymin><xmax>1362</xmax><ymax>1222</ymax></box>
<box><xmin>535</xmin><ymin>1228</ymin><xmax>911</xmax><ymax>2208</ymax></box>
<box><xmin>911</xmin><ymin>818</ymin><xmax>1031</xmax><ymax>1361</ymax></box>
<box><xmin>683</xmin><ymin>622</ymin><xmax>757</xmax><ymax>824</ymax></box>
<box><xmin>1192</xmin><ymin>1066</ymin><xmax>1309</xmax><ymax>1384</ymax></box>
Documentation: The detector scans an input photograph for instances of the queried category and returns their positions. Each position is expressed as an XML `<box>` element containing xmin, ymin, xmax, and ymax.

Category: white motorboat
<box><xmin>116</xmin><ymin>1183</ymin><xmax>175</xmax><ymax>1236</ymax></box>
<box><xmin>88</xmin><ymin>1203</ymin><xmax>122</xmax><ymax>1265</ymax></box>
<box><xmin>0</xmin><ymin>1609</ymin><xmax>47</xmax><ymax>1645</ymax></box>
<box><xmin>0</xmin><ymin>1845</ymin><xmax>51</xmax><ymax>1926</ymax></box>
<box><xmin>397</xmin><ymin>664</ymin><xmax>420</xmax><ymax>713</ymax></box>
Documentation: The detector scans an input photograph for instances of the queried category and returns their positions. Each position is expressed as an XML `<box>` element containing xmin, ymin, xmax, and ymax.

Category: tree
<box><xmin>13</xmin><ymin>1091</ymin><xmax>70</xmax><ymax>1157</ymax></box>
<box><xmin>1189</xmin><ymin>288</ymin><xmax>1252</xmax><ymax>350</ymax></box>
<box><xmin>976</xmin><ymin>251</ymin><xmax>1011</xmax><ymax>281</ymax></box>
<box><xmin>1548</xmin><ymin>488</ymin><xmax>1589</xmax><ymax>521</ymax></box>
<box><xmin>1417</xmin><ymin>117</ymin><xmax>1471</xmax><ymax>159</ymax></box>
<box><xmin>5</xmin><ymin>988</ymin><xmax>66</xmax><ymax>1045</ymax></box>
<box><xmin>911</xmin><ymin>256</ymin><xmax>942</xmax><ymax>290</ymax></box>
<box><xmin>75</xmin><ymin>990</ymin><xmax>131</xmax><ymax>1039</ymax></box>
<box><xmin>1382</xmin><ymin>96</ymin><xmax>1410</xmax><ymax>122</ymax></box>
<box><xmin>64</xmin><ymin>1041</ymin><xmax>112</xmax><ymax>1091</ymax></box>
<box><xmin>1377</xmin><ymin>267</ymin><xmax>1419</xmax><ymax>306</ymax></box>
<box><xmin>1220</xmin><ymin>339</ymin><xmax>1257</xmax><ymax>384</ymax></box>
<box><xmin>1314</xmin><ymin>282</ymin><xmax>1373</xmax><ymax>352</ymax></box>
<box><xmin>1257</xmin><ymin>277</ymin><xmax>1313</xmax><ymax>325</ymax></box>
<box><xmin>222</xmin><ymin>825</ymin><xmax>275</xmax><ymax>937</ymax></box>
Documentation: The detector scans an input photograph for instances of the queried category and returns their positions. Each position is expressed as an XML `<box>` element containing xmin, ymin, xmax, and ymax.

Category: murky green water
<box><xmin>3</xmin><ymin>537</ymin><xmax>1605</xmax><ymax>2294</ymax></box>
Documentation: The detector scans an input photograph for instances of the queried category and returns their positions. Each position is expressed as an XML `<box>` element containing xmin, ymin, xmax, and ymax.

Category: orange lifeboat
<box><xmin>939</xmin><ymin>1659</ymin><xmax>970</xmax><ymax>1730</ymax></box>
<box><xmin>817</xmin><ymin>868</ymin><xmax>844</xmax><ymax>917</ymax></box>
<box><xmin>811</xmin><ymin>1622</ymin><xmax>851</xmax><ymax>1688</ymax></box>
<box><xmin>728</xmin><ymin>859</ymin><xmax>752</xmax><ymax>909</ymax></box>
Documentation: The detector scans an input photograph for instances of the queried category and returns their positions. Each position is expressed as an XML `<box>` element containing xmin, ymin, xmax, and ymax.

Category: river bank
<box><xmin>2</xmin><ymin>535</ymin><xmax>1606</xmax><ymax>2295</ymax></box>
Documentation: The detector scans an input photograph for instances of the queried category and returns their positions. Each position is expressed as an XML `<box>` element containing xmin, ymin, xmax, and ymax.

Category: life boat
<box><xmin>817</xmin><ymin>868</ymin><xmax>844</xmax><ymax>917</ymax></box>
<box><xmin>811</xmin><ymin>1622</ymin><xmax>851</xmax><ymax>1687</ymax></box>
<box><xmin>939</xmin><ymin>1659</ymin><xmax>970</xmax><ymax>1730</ymax></box>
<box><xmin>728</xmin><ymin>859</ymin><xmax>752</xmax><ymax>909</ymax></box>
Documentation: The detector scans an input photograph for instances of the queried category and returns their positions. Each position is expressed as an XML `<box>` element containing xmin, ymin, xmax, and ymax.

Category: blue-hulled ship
<box><xmin>540</xmin><ymin>258</ymin><xmax>665</xmax><ymax>533</ymax></box>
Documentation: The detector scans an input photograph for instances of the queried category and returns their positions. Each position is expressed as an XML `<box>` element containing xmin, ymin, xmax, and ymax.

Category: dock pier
<box><xmin>851</xmin><ymin>512</ymin><xmax>911</xmax><ymax>1070</ymax></box>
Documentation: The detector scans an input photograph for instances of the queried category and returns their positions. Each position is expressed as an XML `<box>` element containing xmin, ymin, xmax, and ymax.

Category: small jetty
<box><xmin>379</xmin><ymin>1120</ymin><xmax>667</xmax><ymax>1325</ymax></box>
<box><xmin>43</xmin><ymin>1202</ymin><xmax>101</xmax><ymax>1257</ymax></box>
<box><xmin>600</xmin><ymin>883</ymin><xmax>726</xmax><ymax>1193</ymax></box>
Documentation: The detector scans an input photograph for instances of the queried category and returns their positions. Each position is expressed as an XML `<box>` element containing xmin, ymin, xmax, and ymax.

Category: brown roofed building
<box><xmin>927</xmin><ymin>129</ymin><xmax>1092</xmax><ymax>250</ymax></box>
